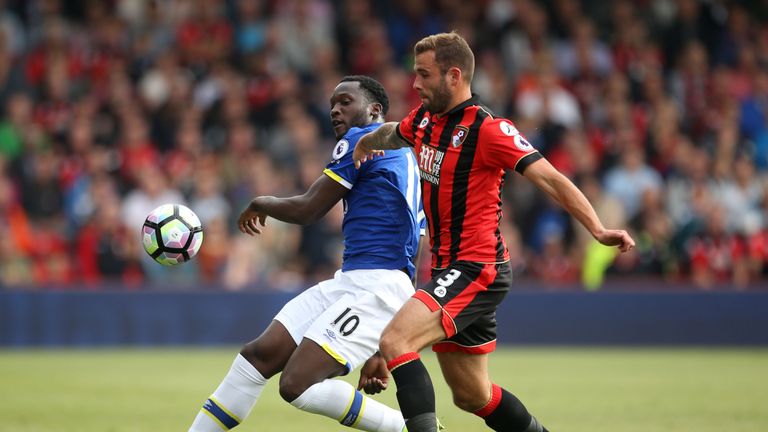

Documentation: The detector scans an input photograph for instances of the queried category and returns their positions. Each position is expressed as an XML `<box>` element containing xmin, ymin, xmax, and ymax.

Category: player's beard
<box><xmin>424</xmin><ymin>77</ymin><xmax>452</xmax><ymax>114</ymax></box>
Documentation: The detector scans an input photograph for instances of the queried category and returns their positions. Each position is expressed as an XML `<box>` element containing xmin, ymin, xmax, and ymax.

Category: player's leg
<box><xmin>437</xmin><ymin>351</ymin><xmax>548</xmax><ymax>432</ymax></box>
<box><xmin>381</xmin><ymin>261</ymin><xmax>514</xmax><ymax>432</ymax></box>
<box><xmin>189</xmin><ymin>321</ymin><xmax>296</xmax><ymax>431</ymax></box>
<box><xmin>280</xmin><ymin>338</ymin><xmax>405</xmax><ymax>432</ymax></box>
<box><xmin>283</xmin><ymin>269</ymin><xmax>414</xmax><ymax>432</ymax></box>
<box><xmin>190</xmin><ymin>276</ymin><xmax>345</xmax><ymax>431</ymax></box>
<box><xmin>379</xmin><ymin>297</ymin><xmax>446</xmax><ymax>432</ymax></box>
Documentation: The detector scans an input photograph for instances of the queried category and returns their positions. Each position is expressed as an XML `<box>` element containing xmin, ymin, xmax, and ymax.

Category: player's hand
<box><xmin>595</xmin><ymin>229</ymin><xmax>635</xmax><ymax>253</ymax></box>
<box><xmin>353</xmin><ymin>133</ymin><xmax>385</xmax><ymax>169</ymax></box>
<box><xmin>238</xmin><ymin>202</ymin><xmax>268</xmax><ymax>236</ymax></box>
<box><xmin>357</xmin><ymin>352</ymin><xmax>389</xmax><ymax>394</ymax></box>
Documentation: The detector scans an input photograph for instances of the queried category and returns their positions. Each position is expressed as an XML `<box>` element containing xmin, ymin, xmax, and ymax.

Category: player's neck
<box><xmin>438</xmin><ymin>88</ymin><xmax>473</xmax><ymax>116</ymax></box>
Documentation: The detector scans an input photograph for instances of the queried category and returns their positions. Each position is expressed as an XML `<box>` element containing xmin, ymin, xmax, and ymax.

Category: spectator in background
<box><xmin>20</xmin><ymin>146</ymin><xmax>63</xmax><ymax>222</ymax></box>
<box><xmin>0</xmin><ymin>0</ymin><xmax>25</xmax><ymax>57</ymax></box>
<box><xmin>117</xmin><ymin>111</ymin><xmax>160</xmax><ymax>184</ymax></box>
<box><xmin>0</xmin><ymin>172</ymin><xmax>34</xmax><ymax>285</ymax></box>
<box><xmin>75</xmin><ymin>190</ymin><xmax>140</xmax><ymax>286</ymax></box>
<box><xmin>687</xmin><ymin>205</ymin><xmax>749</xmax><ymax>289</ymax></box>
<box><xmin>555</xmin><ymin>18</ymin><xmax>613</xmax><ymax>82</ymax></box>
<box><xmin>274</xmin><ymin>0</ymin><xmax>333</xmax><ymax>76</ymax></box>
<box><xmin>0</xmin><ymin>32</ymin><xmax>28</xmax><ymax>108</ymax></box>
<box><xmin>500</xmin><ymin>1</ymin><xmax>556</xmax><ymax>81</ymax></box>
<box><xmin>176</xmin><ymin>0</ymin><xmax>232</xmax><ymax>72</ymax></box>
<box><xmin>715</xmin><ymin>153</ymin><xmax>764</xmax><ymax>235</ymax></box>
<box><xmin>516</xmin><ymin>52</ymin><xmax>582</xmax><ymax>129</ymax></box>
<box><xmin>604</xmin><ymin>138</ymin><xmax>663</xmax><ymax>220</ymax></box>
<box><xmin>234</xmin><ymin>0</ymin><xmax>269</xmax><ymax>56</ymax></box>
<box><xmin>661</xmin><ymin>0</ymin><xmax>723</xmax><ymax>71</ymax></box>
<box><xmin>0</xmin><ymin>93</ymin><xmax>32</xmax><ymax>165</ymax></box>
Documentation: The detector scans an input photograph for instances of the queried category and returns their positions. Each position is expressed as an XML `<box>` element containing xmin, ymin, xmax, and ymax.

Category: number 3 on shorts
<box><xmin>331</xmin><ymin>307</ymin><xmax>360</xmax><ymax>336</ymax></box>
<box><xmin>436</xmin><ymin>269</ymin><xmax>462</xmax><ymax>287</ymax></box>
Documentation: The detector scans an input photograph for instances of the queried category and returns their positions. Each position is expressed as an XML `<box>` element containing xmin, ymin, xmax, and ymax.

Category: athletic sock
<box><xmin>290</xmin><ymin>379</ymin><xmax>405</xmax><ymax>432</ymax></box>
<box><xmin>387</xmin><ymin>352</ymin><xmax>437</xmax><ymax>432</ymax></box>
<box><xmin>473</xmin><ymin>383</ymin><xmax>548</xmax><ymax>432</ymax></box>
<box><xmin>189</xmin><ymin>354</ymin><xmax>268</xmax><ymax>431</ymax></box>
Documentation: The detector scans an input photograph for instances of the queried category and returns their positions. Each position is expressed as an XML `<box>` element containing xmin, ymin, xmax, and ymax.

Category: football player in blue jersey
<box><xmin>189</xmin><ymin>76</ymin><xmax>424</xmax><ymax>432</ymax></box>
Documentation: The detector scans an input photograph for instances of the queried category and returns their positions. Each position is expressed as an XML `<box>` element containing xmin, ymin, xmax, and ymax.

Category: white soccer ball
<box><xmin>141</xmin><ymin>204</ymin><xmax>204</xmax><ymax>266</ymax></box>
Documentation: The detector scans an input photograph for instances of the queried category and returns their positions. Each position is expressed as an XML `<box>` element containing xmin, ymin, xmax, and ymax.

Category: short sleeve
<box><xmin>396</xmin><ymin>105</ymin><xmax>425</xmax><ymax>147</ymax></box>
<box><xmin>477</xmin><ymin>118</ymin><xmax>542</xmax><ymax>173</ymax></box>
<box><xmin>324</xmin><ymin>136</ymin><xmax>360</xmax><ymax>189</ymax></box>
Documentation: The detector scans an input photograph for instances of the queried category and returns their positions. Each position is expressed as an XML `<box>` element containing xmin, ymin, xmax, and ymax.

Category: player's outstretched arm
<box><xmin>522</xmin><ymin>158</ymin><xmax>635</xmax><ymax>252</ymax></box>
<box><xmin>353</xmin><ymin>122</ymin><xmax>406</xmax><ymax>168</ymax></box>
<box><xmin>238</xmin><ymin>175</ymin><xmax>347</xmax><ymax>235</ymax></box>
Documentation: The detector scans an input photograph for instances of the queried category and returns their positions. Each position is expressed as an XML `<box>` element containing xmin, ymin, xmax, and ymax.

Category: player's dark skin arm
<box><xmin>238</xmin><ymin>175</ymin><xmax>347</xmax><ymax>235</ymax></box>
<box><xmin>237</xmin><ymin>174</ymin><xmax>348</xmax><ymax>388</ymax></box>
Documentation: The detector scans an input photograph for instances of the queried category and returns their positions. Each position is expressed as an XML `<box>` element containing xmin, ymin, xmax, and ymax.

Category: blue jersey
<box><xmin>323</xmin><ymin>123</ymin><xmax>424</xmax><ymax>279</ymax></box>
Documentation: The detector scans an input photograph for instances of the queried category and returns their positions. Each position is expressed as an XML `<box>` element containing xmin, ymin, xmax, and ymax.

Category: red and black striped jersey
<box><xmin>396</xmin><ymin>96</ymin><xmax>542</xmax><ymax>269</ymax></box>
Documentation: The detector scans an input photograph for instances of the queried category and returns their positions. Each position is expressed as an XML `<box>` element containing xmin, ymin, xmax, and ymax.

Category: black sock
<box><xmin>387</xmin><ymin>352</ymin><xmax>437</xmax><ymax>432</ymax></box>
<box><xmin>475</xmin><ymin>384</ymin><xmax>547</xmax><ymax>432</ymax></box>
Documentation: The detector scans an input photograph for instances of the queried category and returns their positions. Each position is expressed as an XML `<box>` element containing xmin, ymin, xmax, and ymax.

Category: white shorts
<box><xmin>274</xmin><ymin>269</ymin><xmax>414</xmax><ymax>374</ymax></box>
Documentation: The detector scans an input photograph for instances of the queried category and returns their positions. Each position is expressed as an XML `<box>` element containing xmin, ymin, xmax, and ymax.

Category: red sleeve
<box><xmin>477</xmin><ymin>118</ymin><xmax>542</xmax><ymax>173</ymax></box>
<box><xmin>396</xmin><ymin>105</ymin><xmax>424</xmax><ymax>147</ymax></box>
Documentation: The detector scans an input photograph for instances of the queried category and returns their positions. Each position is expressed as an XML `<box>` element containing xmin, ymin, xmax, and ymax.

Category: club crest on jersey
<box><xmin>332</xmin><ymin>139</ymin><xmax>349</xmax><ymax>161</ymax></box>
<box><xmin>451</xmin><ymin>126</ymin><xmax>469</xmax><ymax>148</ymax></box>
<box><xmin>418</xmin><ymin>116</ymin><xmax>429</xmax><ymax>129</ymax></box>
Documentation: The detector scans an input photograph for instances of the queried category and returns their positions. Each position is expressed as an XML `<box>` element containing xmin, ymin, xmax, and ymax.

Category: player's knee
<box><xmin>379</xmin><ymin>330</ymin><xmax>413</xmax><ymax>361</ymax></box>
<box><xmin>239</xmin><ymin>342</ymin><xmax>279</xmax><ymax>378</ymax></box>
<box><xmin>451</xmin><ymin>386</ymin><xmax>489</xmax><ymax>413</ymax></box>
<box><xmin>278</xmin><ymin>373</ymin><xmax>310</xmax><ymax>403</ymax></box>
<box><xmin>378</xmin><ymin>331</ymin><xmax>405</xmax><ymax>362</ymax></box>
<box><xmin>238</xmin><ymin>343</ymin><xmax>261</xmax><ymax>366</ymax></box>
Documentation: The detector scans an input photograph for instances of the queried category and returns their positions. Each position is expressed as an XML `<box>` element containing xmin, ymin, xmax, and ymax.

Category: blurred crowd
<box><xmin>1</xmin><ymin>0</ymin><xmax>767</xmax><ymax>291</ymax></box>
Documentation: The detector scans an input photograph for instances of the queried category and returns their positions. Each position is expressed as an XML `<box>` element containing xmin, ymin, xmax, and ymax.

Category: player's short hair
<box><xmin>340</xmin><ymin>75</ymin><xmax>389</xmax><ymax>115</ymax></box>
<box><xmin>414</xmin><ymin>31</ymin><xmax>475</xmax><ymax>84</ymax></box>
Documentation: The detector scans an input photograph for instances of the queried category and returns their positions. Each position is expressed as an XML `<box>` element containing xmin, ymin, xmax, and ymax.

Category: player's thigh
<box><xmin>379</xmin><ymin>297</ymin><xmax>446</xmax><ymax>360</ymax></box>
<box><xmin>240</xmin><ymin>320</ymin><xmax>297</xmax><ymax>379</ymax></box>
<box><xmin>278</xmin><ymin>337</ymin><xmax>348</xmax><ymax>401</ymax></box>
<box><xmin>303</xmin><ymin>287</ymin><xmax>399</xmax><ymax>374</ymax></box>
<box><xmin>417</xmin><ymin>261</ymin><xmax>510</xmax><ymax>340</ymax></box>
<box><xmin>437</xmin><ymin>351</ymin><xmax>492</xmax><ymax>412</ymax></box>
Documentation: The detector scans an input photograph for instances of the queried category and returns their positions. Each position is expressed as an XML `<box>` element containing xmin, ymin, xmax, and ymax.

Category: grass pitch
<box><xmin>1</xmin><ymin>347</ymin><xmax>766</xmax><ymax>432</ymax></box>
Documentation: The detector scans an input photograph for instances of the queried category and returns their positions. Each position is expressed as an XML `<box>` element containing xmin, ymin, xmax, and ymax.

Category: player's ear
<box><xmin>448</xmin><ymin>67</ymin><xmax>462</xmax><ymax>86</ymax></box>
<box><xmin>369</xmin><ymin>102</ymin><xmax>382</xmax><ymax>118</ymax></box>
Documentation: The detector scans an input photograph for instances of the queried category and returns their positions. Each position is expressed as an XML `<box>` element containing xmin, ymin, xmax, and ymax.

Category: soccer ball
<box><xmin>141</xmin><ymin>204</ymin><xmax>203</xmax><ymax>266</ymax></box>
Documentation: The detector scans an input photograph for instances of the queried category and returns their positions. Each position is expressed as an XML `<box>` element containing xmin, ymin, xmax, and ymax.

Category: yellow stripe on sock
<box><xmin>209</xmin><ymin>396</ymin><xmax>243</xmax><ymax>424</ymax></box>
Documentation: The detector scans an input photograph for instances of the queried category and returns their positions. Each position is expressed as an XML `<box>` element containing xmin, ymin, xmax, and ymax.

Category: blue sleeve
<box><xmin>323</xmin><ymin>130</ymin><xmax>364</xmax><ymax>189</ymax></box>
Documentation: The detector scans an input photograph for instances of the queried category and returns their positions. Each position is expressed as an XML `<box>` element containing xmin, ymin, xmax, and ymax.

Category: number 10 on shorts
<box><xmin>331</xmin><ymin>307</ymin><xmax>360</xmax><ymax>336</ymax></box>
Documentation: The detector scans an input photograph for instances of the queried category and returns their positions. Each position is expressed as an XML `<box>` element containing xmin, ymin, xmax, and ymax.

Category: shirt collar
<box><xmin>441</xmin><ymin>94</ymin><xmax>479</xmax><ymax>117</ymax></box>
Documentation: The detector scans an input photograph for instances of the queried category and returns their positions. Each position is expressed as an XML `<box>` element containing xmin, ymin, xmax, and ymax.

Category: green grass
<box><xmin>1</xmin><ymin>348</ymin><xmax>766</xmax><ymax>431</ymax></box>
